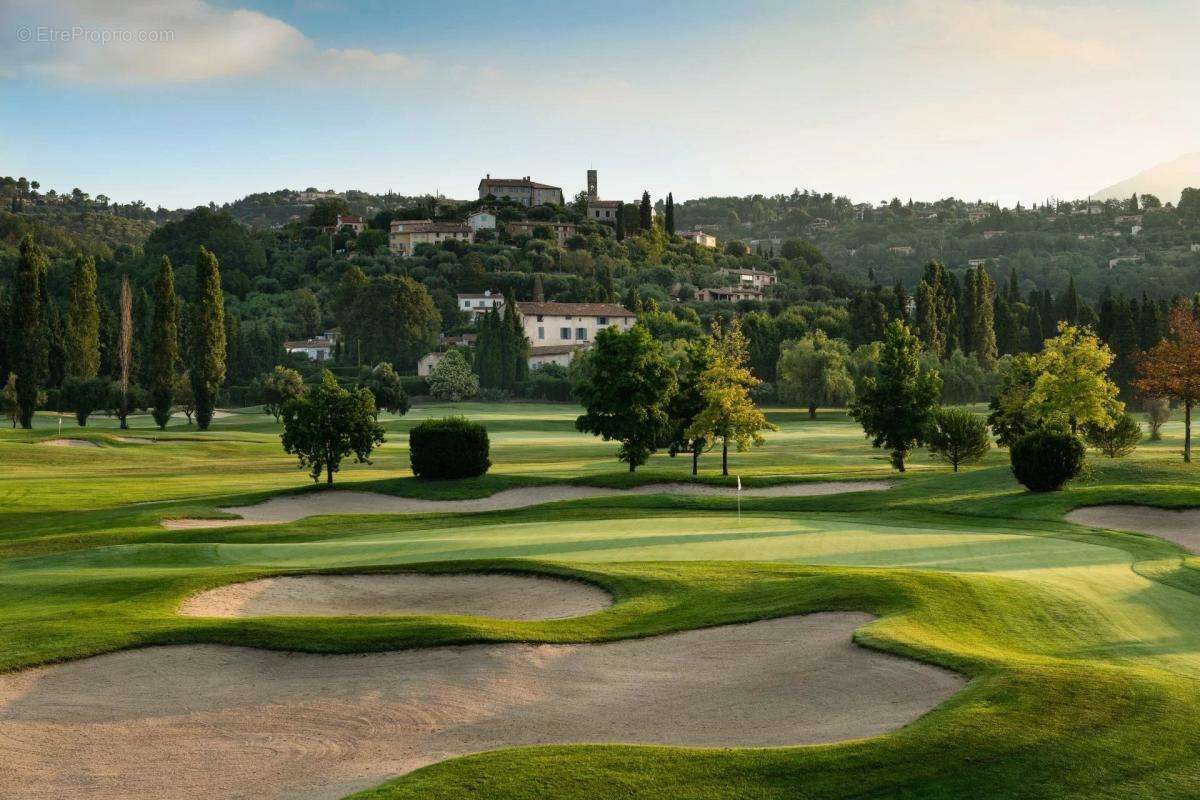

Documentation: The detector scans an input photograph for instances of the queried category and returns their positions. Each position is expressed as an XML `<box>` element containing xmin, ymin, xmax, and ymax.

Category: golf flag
<box><xmin>737</xmin><ymin>476</ymin><xmax>742</xmax><ymax>492</ymax></box>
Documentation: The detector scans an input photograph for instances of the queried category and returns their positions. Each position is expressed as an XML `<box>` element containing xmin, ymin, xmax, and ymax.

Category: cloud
<box><xmin>3</xmin><ymin>0</ymin><xmax>420</xmax><ymax>85</ymax></box>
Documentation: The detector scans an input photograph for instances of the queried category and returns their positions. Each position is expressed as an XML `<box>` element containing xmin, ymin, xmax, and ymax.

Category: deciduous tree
<box><xmin>429</xmin><ymin>349</ymin><xmax>479</xmax><ymax>401</ymax></box>
<box><xmin>281</xmin><ymin>370</ymin><xmax>385</xmax><ymax>485</ymax></box>
<box><xmin>686</xmin><ymin>317</ymin><xmax>777</xmax><ymax>476</ymax></box>
<box><xmin>575</xmin><ymin>324</ymin><xmax>675</xmax><ymax>471</ymax></box>
<box><xmin>1136</xmin><ymin>306</ymin><xmax>1200</xmax><ymax>461</ymax></box>
<box><xmin>776</xmin><ymin>330</ymin><xmax>855</xmax><ymax>419</ymax></box>
<box><xmin>259</xmin><ymin>365</ymin><xmax>305</xmax><ymax>422</ymax></box>
<box><xmin>1027</xmin><ymin>322</ymin><xmax>1121</xmax><ymax>436</ymax></box>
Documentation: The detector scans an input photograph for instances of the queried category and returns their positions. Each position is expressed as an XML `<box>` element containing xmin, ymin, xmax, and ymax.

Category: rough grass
<box><xmin>4</xmin><ymin>402</ymin><xmax>1200</xmax><ymax>798</ymax></box>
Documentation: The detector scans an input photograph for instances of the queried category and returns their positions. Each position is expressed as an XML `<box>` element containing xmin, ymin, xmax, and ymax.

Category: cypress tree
<box><xmin>665</xmin><ymin>192</ymin><xmax>676</xmax><ymax>235</ymax></box>
<box><xmin>1006</xmin><ymin>267</ymin><xmax>1021</xmax><ymax>304</ymax></box>
<box><xmin>64</xmin><ymin>253</ymin><xmax>100</xmax><ymax>379</ymax></box>
<box><xmin>970</xmin><ymin>267</ymin><xmax>997</xmax><ymax>368</ymax></box>
<box><xmin>474</xmin><ymin>305</ymin><xmax>503</xmax><ymax>389</ymax></box>
<box><xmin>960</xmin><ymin>268</ymin><xmax>977</xmax><ymax>356</ymax></box>
<box><xmin>13</xmin><ymin>236</ymin><xmax>48</xmax><ymax>429</ymax></box>
<box><xmin>189</xmin><ymin>247</ymin><xmax>226</xmax><ymax>430</ymax></box>
<box><xmin>149</xmin><ymin>256</ymin><xmax>179</xmax><ymax>429</ymax></box>
<box><xmin>639</xmin><ymin>191</ymin><xmax>652</xmax><ymax>230</ymax></box>
<box><xmin>1059</xmin><ymin>275</ymin><xmax>1079</xmax><ymax>324</ymax></box>
<box><xmin>615</xmin><ymin>202</ymin><xmax>625</xmax><ymax>241</ymax></box>
<box><xmin>13</xmin><ymin>235</ymin><xmax>48</xmax><ymax>428</ymax></box>
<box><xmin>505</xmin><ymin>288</ymin><xmax>529</xmax><ymax>388</ymax></box>
<box><xmin>1138</xmin><ymin>293</ymin><xmax>1164</xmax><ymax>350</ymax></box>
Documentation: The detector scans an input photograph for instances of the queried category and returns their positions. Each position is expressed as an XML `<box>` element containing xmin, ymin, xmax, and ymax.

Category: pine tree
<box><xmin>532</xmin><ymin>274</ymin><xmax>545</xmax><ymax>302</ymax></box>
<box><xmin>148</xmin><ymin>256</ymin><xmax>179</xmax><ymax>429</ymax></box>
<box><xmin>639</xmin><ymin>191</ymin><xmax>652</xmax><ymax>230</ymax></box>
<box><xmin>189</xmin><ymin>247</ymin><xmax>226</xmax><ymax>430</ymax></box>
<box><xmin>64</xmin><ymin>253</ymin><xmax>100</xmax><ymax>379</ymax></box>
<box><xmin>665</xmin><ymin>192</ymin><xmax>675</xmax><ymax>235</ymax></box>
<box><xmin>13</xmin><ymin>236</ymin><xmax>48</xmax><ymax>428</ymax></box>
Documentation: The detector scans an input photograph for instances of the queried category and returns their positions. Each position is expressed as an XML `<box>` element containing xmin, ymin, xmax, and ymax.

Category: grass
<box><xmin>5</xmin><ymin>401</ymin><xmax>1200</xmax><ymax>797</ymax></box>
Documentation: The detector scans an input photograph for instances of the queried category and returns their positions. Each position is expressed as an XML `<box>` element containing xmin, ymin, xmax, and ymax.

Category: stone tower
<box><xmin>587</xmin><ymin>169</ymin><xmax>598</xmax><ymax>200</ymax></box>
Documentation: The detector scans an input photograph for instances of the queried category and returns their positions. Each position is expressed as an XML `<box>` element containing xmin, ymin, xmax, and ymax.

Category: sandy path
<box><xmin>0</xmin><ymin>614</ymin><xmax>962</xmax><ymax>800</ymax></box>
<box><xmin>38</xmin><ymin>438</ymin><xmax>98</xmax><ymax>448</ymax></box>
<box><xmin>180</xmin><ymin>573</ymin><xmax>612</xmax><ymax>620</ymax></box>
<box><xmin>162</xmin><ymin>481</ymin><xmax>891</xmax><ymax>529</ymax></box>
<box><xmin>1066</xmin><ymin>505</ymin><xmax>1200</xmax><ymax>553</ymax></box>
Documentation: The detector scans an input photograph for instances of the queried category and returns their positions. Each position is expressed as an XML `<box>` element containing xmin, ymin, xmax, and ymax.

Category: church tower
<box><xmin>587</xmin><ymin>169</ymin><xmax>598</xmax><ymax>200</ymax></box>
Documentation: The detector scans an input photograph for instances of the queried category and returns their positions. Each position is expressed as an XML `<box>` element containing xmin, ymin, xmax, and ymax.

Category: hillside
<box><xmin>1093</xmin><ymin>152</ymin><xmax>1200</xmax><ymax>203</ymax></box>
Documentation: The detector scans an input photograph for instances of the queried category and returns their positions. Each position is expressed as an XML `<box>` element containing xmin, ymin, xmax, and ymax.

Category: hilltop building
<box><xmin>585</xmin><ymin>169</ymin><xmax>622</xmax><ymax>225</ymax></box>
<box><xmin>478</xmin><ymin>175</ymin><xmax>563</xmax><ymax>207</ymax></box>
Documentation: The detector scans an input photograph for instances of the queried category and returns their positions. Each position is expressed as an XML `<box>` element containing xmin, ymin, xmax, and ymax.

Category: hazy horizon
<box><xmin>4</xmin><ymin>0</ymin><xmax>1199</xmax><ymax>208</ymax></box>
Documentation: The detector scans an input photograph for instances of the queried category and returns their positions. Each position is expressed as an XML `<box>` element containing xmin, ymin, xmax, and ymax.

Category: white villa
<box><xmin>515</xmin><ymin>301</ymin><xmax>636</xmax><ymax>346</ymax></box>
<box><xmin>457</xmin><ymin>290</ymin><xmax>505</xmax><ymax>320</ymax></box>
<box><xmin>284</xmin><ymin>329</ymin><xmax>339</xmax><ymax>361</ymax></box>
<box><xmin>389</xmin><ymin>220</ymin><xmax>472</xmax><ymax>255</ymax></box>
<box><xmin>680</xmin><ymin>230</ymin><xmax>717</xmax><ymax>248</ymax></box>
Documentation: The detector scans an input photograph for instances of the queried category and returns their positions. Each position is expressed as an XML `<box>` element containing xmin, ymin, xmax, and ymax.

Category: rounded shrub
<box><xmin>409</xmin><ymin>416</ymin><xmax>491</xmax><ymax>480</ymax></box>
<box><xmin>1009</xmin><ymin>429</ymin><xmax>1085</xmax><ymax>492</ymax></box>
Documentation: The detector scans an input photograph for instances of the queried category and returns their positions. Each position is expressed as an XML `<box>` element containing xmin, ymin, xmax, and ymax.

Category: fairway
<box><xmin>4</xmin><ymin>403</ymin><xmax>1200</xmax><ymax>799</ymax></box>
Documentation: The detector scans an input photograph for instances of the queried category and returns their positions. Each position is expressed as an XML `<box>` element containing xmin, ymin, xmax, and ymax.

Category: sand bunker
<box><xmin>180</xmin><ymin>573</ymin><xmax>612</xmax><ymax>620</ymax></box>
<box><xmin>1066</xmin><ymin>505</ymin><xmax>1200</xmax><ymax>553</ymax></box>
<box><xmin>0</xmin><ymin>614</ymin><xmax>962</xmax><ymax>800</ymax></box>
<box><xmin>38</xmin><ymin>438</ymin><xmax>98</xmax><ymax>448</ymax></box>
<box><xmin>162</xmin><ymin>481</ymin><xmax>891</xmax><ymax>529</ymax></box>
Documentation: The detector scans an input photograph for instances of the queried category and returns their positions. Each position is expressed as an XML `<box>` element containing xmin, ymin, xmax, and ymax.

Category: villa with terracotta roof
<box><xmin>388</xmin><ymin>220</ymin><xmax>471</xmax><ymax>255</ymax></box>
<box><xmin>478</xmin><ymin>175</ymin><xmax>564</xmax><ymax>207</ymax></box>
<box><xmin>515</xmin><ymin>301</ymin><xmax>635</xmax><ymax>346</ymax></box>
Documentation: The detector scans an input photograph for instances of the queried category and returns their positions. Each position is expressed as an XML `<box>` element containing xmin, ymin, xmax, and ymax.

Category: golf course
<box><xmin>3</xmin><ymin>402</ymin><xmax>1200</xmax><ymax>799</ymax></box>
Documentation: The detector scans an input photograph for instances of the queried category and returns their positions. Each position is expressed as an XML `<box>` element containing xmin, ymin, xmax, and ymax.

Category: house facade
<box><xmin>719</xmin><ymin>267</ymin><xmax>777</xmax><ymax>289</ymax></box>
<box><xmin>505</xmin><ymin>220</ymin><xmax>577</xmax><ymax>246</ymax></box>
<box><xmin>478</xmin><ymin>175</ymin><xmax>564</xmax><ymax>207</ymax></box>
<box><xmin>467</xmin><ymin>210</ymin><xmax>497</xmax><ymax>232</ymax></box>
<box><xmin>515</xmin><ymin>301</ymin><xmax>635</xmax><ymax>346</ymax></box>
<box><xmin>695</xmin><ymin>286</ymin><xmax>764</xmax><ymax>302</ymax></box>
<box><xmin>389</xmin><ymin>221</ymin><xmax>472</xmax><ymax>255</ymax></box>
<box><xmin>680</xmin><ymin>230</ymin><xmax>717</xmax><ymax>248</ymax></box>
<box><xmin>284</xmin><ymin>338</ymin><xmax>334</xmax><ymax>361</ymax></box>
<box><xmin>457</xmin><ymin>290</ymin><xmax>505</xmax><ymax>320</ymax></box>
<box><xmin>324</xmin><ymin>214</ymin><xmax>366</xmax><ymax>234</ymax></box>
<box><xmin>529</xmin><ymin>343</ymin><xmax>587</xmax><ymax>369</ymax></box>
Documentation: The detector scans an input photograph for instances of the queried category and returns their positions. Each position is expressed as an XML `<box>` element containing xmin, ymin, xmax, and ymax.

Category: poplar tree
<box><xmin>189</xmin><ymin>247</ymin><xmax>226</xmax><ymax>430</ymax></box>
<box><xmin>148</xmin><ymin>256</ymin><xmax>179</xmax><ymax>429</ymax></box>
<box><xmin>13</xmin><ymin>235</ymin><xmax>48</xmax><ymax>428</ymax></box>
<box><xmin>64</xmin><ymin>253</ymin><xmax>100</xmax><ymax>379</ymax></box>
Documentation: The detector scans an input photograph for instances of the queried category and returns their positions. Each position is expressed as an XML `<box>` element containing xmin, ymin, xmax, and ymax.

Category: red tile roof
<box><xmin>516</xmin><ymin>301</ymin><xmax>634</xmax><ymax>318</ymax></box>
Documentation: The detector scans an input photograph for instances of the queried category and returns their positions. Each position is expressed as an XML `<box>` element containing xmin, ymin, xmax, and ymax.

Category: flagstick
<box><xmin>737</xmin><ymin>475</ymin><xmax>741</xmax><ymax>521</ymax></box>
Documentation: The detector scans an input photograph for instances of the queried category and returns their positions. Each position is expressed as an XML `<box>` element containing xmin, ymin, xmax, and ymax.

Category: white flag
<box><xmin>737</xmin><ymin>476</ymin><xmax>742</xmax><ymax>492</ymax></box>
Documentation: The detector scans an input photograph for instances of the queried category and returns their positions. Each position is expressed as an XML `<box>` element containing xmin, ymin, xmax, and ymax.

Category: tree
<box><xmin>988</xmin><ymin>353</ymin><xmax>1040</xmax><ymax>446</ymax></box>
<box><xmin>348</xmin><ymin>274</ymin><xmax>439</xmax><ymax>369</ymax></box>
<box><xmin>429</xmin><ymin>349</ymin><xmax>479</xmax><ymax>401</ymax></box>
<box><xmin>1027</xmin><ymin>323</ymin><xmax>1121</xmax><ymax>436</ymax></box>
<box><xmin>361</xmin><ymin>362</ymin><xmax>410</xmax><ymax>415</ymax></box>
<box><xmin>686</xmin><ymin>317</ymin><xmax>777</xmax><ymax>476</ymax></box>
<box><xmin>1136</xmin><ymin>306</ymin><xmax>1200</xmax><ymax>462</ymax></box>
<box><xmin>61</xmin><ymin>376</ymin><xmax>110</xmax><ymax>426</ymax></box>
<box><xmin>259</xmin><ymin>365</ymin><xmax>305</xmax><ymax>422</ymax></box>
<box><xmin>665</xmin><ymin>192</ymin><xmax>675</xmax><ymax>235</ymax></box>
<box><xmin>64</xmin><ymin>253</ymin><xmax>100</xmax><ymax>381</ymax></box>
<box><xmin>615</xmin><ymin>202</ymin><xmax>625</xmax><ymax>241</ymax></box>
<box><xmin>639</xmin><ymin>191</ymin><xmax>652</xmax><ymax>230</ymax></box>
<box><xmin>849</xmin><ymin>320</ymin><xmax>942</xmax><ymax>471</ymax></box>
<box><xmin>914</xmin><ymin>261</ymin><xmax>956</xmax><ymax>359</ymax></box>
<box><xmin>575</xmin><ymin>324</ymin><xmax>675</xmax><ymax>471</ymax></box>
<box><xmin>927</xmin><ymin>408</ymin><xmax>991</xmax><ymax>472</ymax></box>
<box><xmin>174</xmin><ymin>371</ymin><xmax>195</xmax><ymax>425</ymax></box>
<box><xmin>966</xmin><ymin>266</ymin><xmax>997</xmax><ymax>368</ymax></box>
<box><xmin>776</xmin><ymin>330</ymin><xmax>855</xmax><ymax>419</ymax></box>
<box><xmin>664</xmin><ymin>338</ymin><xmax>715</xmax><ymax>475</ymax></box>
<box><xmin>148</xmin><ymin>256</ymin><xmax>179</xmax><ymax>430</ymax></box>
<box><xmin>114</xmin><ymin>276</ymin><xmax>135</xmax><ymax>430</ymax></box>
<box><xmin>1146</xmin><ymin>396</ymin><xmax>1170</xmax><ymax>441</ymax></box>
<box><xmin>1084</xmin><ymin>413</ymin><xmax>1143</xmax><ymax>458</ymax></box>
<box><xmin>1</xmin><ymin>373</ymin><xmax>17</xmax><ymax>428</ymax></box>
<box><xmin>13</xmin><ymin>235</ymin><xmax>48</xmax><ymax>428</ymax></box>
<box><xmin>281</xmin><ymin>371</ymin><xmax>385</xmax><ymax>485</ymax></box>
<box><xmin>189</xmin><ymin>247</ymin><xmax>227</xmax><ymax>430</ymax></box>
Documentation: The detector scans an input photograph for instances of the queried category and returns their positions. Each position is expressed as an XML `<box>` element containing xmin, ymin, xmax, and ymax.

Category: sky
<box><xmin>2</xmin><ymin>0</ymin><xmax>1198</xmax><ymax>209</ymax></box>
